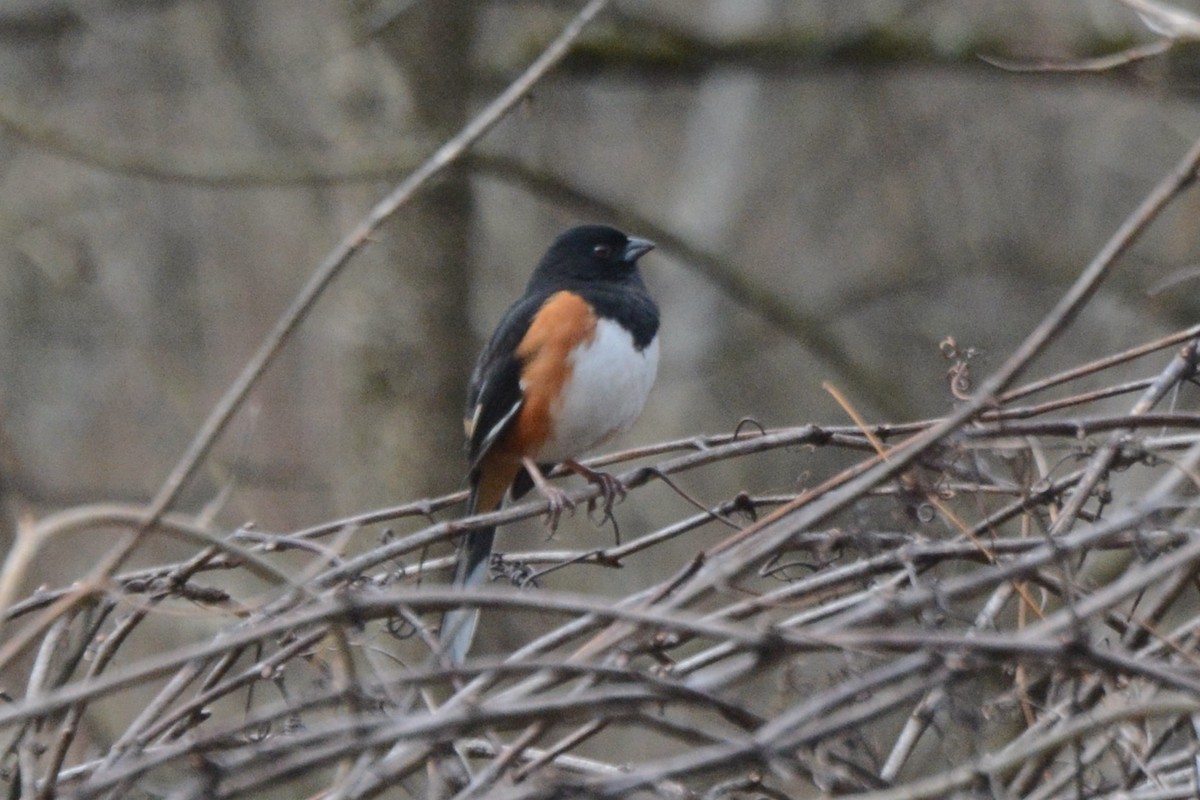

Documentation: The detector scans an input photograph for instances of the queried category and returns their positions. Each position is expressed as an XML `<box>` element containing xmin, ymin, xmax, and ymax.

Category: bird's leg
<box><xmin>521</xmin><ymin>457</ymin><xmax>575</xmax><ymax>532</ymax></box>
<box><xmin>562</xmin><ymin>459</ymin><xmax>626</xmax><ymax>521</ymax></box>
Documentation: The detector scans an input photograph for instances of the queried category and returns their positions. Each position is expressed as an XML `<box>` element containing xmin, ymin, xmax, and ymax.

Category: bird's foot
<box><xmin>522</xmin><ymin>457</ymin><xmax>576</xmax><ymax>532</ymax></box>
<box><xmin>539</xmin><ymin>483</ymin><xmax>576</xmax><ymax>532</ymax></box>
<box><xmin>564</xmin><ymin>459</ymin><xmax>626</xmax><ymax>522</ymax></box>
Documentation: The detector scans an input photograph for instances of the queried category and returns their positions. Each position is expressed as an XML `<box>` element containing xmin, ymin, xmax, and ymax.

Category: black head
<box><xmin>528</xmin><ymin>225</ymin><xmax>654</xmax><ymax>290</ymax></box>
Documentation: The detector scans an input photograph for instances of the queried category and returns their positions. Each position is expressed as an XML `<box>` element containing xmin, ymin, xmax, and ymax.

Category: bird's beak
<box><xmin>623</xmin><ymin>237</ymin><xmax>655</xmax><ymax>263</ymax></box>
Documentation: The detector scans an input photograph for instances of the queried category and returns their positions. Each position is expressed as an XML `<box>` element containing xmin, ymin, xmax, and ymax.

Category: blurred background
<box><xmin>4</xmin><ymin>0</ymin><xmax>1200</xmax><ymax>750</ymax></box>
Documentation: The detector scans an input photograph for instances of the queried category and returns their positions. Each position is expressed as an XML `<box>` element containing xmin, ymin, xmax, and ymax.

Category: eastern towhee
<box><xmin>440</xmin><ymin>225</ymin><xmax>660</xmax><ymax>663</ymax></box>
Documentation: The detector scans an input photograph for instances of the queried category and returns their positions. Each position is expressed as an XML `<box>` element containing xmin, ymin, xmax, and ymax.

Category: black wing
<box><xmin>464</xmin><ymin>291</ymin><xmax>548</xmax><ymax>471</ymax></box>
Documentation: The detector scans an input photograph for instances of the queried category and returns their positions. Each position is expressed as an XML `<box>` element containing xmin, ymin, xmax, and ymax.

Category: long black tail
<box><xmin>439</xmin><ymin>486</ymin><xmax>494</xmax><ymax>664</ymax></box>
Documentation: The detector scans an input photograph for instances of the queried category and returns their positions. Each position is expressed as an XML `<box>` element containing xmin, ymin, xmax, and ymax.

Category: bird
<box><xmin>439</xmin><ymin>224</ymin><xmax>660</xmax><ymax>664</ymax></box>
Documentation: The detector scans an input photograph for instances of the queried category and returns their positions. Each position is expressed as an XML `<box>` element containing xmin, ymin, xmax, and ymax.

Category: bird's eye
<box><xmin>592</xmin><ymin>244</ymin><xmax>614</xmax><ymax>259</ymax></box>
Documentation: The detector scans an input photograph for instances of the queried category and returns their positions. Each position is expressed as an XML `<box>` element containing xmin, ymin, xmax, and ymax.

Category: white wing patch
<box><xmin>535</xmin><ymin>318</ymin><xmax>659</xmax><ymax>463</ymax></box>
<box><xmin>469</xmin><ymin>396</ymin><xmax>524</xmax><ymax>468</ymax></box>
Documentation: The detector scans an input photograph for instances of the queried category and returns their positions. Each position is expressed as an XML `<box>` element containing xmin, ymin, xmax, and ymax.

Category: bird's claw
<box><xmin>586</xmin><ymin>471</ymin><xmax>626</xmax><ymax>522</ymax></box>
<box><xmin>541</xmin><ymin>484</ymin><xmax>576</xmax><ymax>532</ymax></box>
<box><xmin>563</xmin><ymin>461</ymin><xmax>625</xmax><ymax>523</ymax></box>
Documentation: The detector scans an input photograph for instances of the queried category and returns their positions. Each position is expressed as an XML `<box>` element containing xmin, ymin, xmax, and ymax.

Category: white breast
<box><xmin>533</xmin><ymin>318</ymin><xmax>659</xmax><ymax>463</ymax></box>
